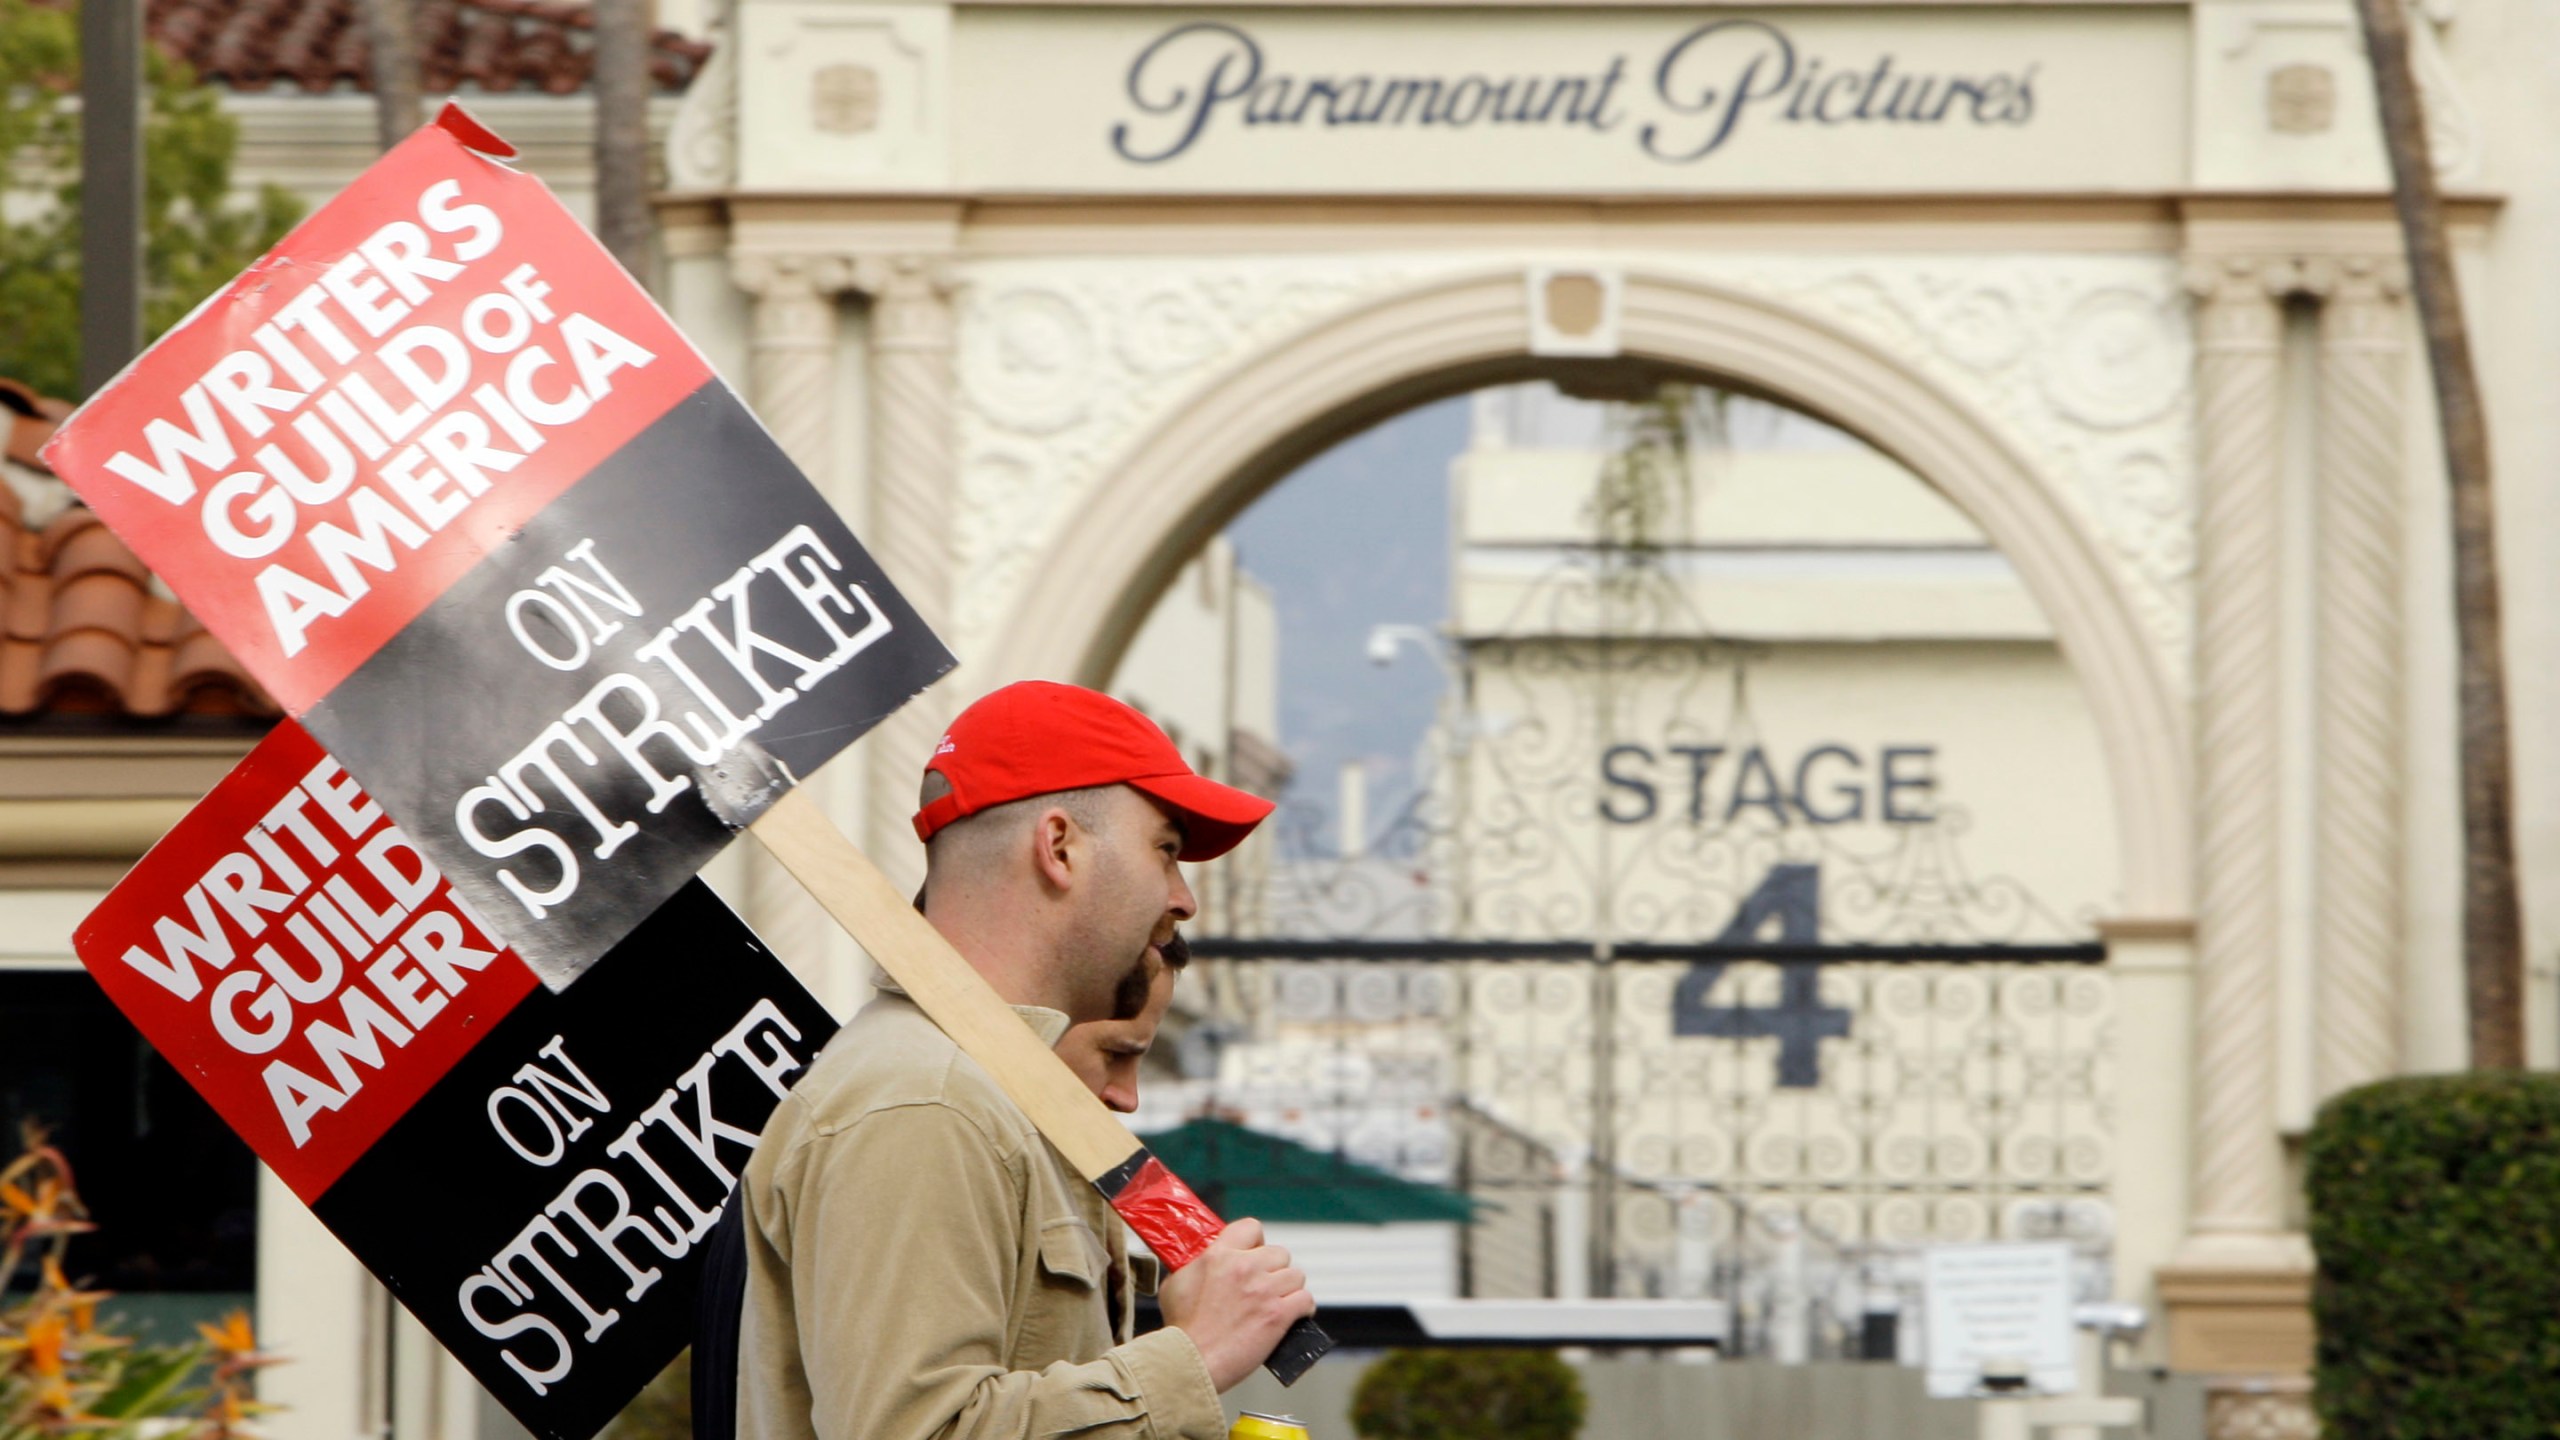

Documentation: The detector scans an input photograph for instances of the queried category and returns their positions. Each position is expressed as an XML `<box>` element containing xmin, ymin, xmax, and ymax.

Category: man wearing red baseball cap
<box><xmin>734</xmin><ymin>682</ymin><xmax>1312</xmax><ymax>1440</ymax></box>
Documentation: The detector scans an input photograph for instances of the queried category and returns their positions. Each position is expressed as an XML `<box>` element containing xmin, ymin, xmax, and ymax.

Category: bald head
<box><xmin>913</xmin><ymin>772</ymin><xmax>1198</xmax><ymax>1025</ymax></box>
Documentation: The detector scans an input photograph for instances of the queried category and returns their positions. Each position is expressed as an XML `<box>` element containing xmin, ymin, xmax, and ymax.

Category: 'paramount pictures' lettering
<box><xmin>1113</xmin><ymin>19</ymin><xmax>2037</xmax><ymax>164</ymax></box>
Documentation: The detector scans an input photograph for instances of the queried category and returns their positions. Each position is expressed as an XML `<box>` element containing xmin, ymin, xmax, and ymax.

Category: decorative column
<box><xmin>2161</xmin><ymin>254</ymin><xmax>2314</xmax><ymax>1392</ymax></box>
<box><xmin>857</xmin><ymin>255</ymin><xmax>961</xmax><ymax>898</ymax></box>
<box><xmin>2307</xmin><ymin>256</ymin><xmax>2411</xmax><ymax>1098</ymax></box>
<box><xmin>733</xmin><ymin>254</ymin><xmax>856</xmax><ymax>989</ymax></box>
<box><xmin>2182</xmin><ymin>253</ymin><xmax>2295</xmax><ymax>1248</ymax></box>
<box><xmin>737</xmin><ymin>254</ymin><xmax>854</xmax><ymax>476</ymax></box>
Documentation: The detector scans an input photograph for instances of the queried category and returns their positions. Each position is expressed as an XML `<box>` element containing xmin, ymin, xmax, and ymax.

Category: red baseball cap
<box><xmin>911</xmin><ymin>681</ymin><xmax>1275</xmax><ymax>861</ymax></box>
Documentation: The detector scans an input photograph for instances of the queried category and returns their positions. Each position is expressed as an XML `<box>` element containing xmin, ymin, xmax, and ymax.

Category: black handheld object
<box><xmin>1264</xmin><ymin>1315</ymin><xmax>1335</xmax><ymax>1386</ymax></box>
<box><xmin>692</xmin><ymin>1193</ymin><xmax>751</xmax><ymax>1440</ymax></box>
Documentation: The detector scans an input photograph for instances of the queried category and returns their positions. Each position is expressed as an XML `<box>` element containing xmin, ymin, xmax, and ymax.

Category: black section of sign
<box><xmin>301</xmin><ymin>380</ymin><xmax>955</xmax><ymax>983</ymax></box>
<box><xmin>311</xmin><ymin>880</ymin><xmax>839</xmax><ymax>1440</ymax></box>
<box><xmin>1090</xmin><ymin>1146</ymin><xmax>1155</xmax><ymax>1201</ymax></box>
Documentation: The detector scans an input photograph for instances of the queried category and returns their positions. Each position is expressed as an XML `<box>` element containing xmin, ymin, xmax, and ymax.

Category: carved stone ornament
<box><xmin>2407</xmin><ymin>0</ymin><xmax>2478</xmax><ymax>180</ymax></box>
<box><xmin>2043</xmin><ymin>288</ymin><xmax>2188</xmax><ymax>429</ymax></box>
<box><xmin>2266</xmin><ymin>63</ymin><xmax>2336</xmax><ymax>134</ymax></box>
<box><xmin>1734</xmin><ymin>256</ymin><xmax>2198</xmax><ymax>677</ymax></box>
<box><xmin>2181</xmin><ymin>255</ymin><xmax>2301</xmax><ymax>348</ymax></box>
<box><xmin>864</xmin><ymin>255</ymin><xmax>960</xmax><ymax>353</ymax></box>
<box><xmin>2205</xmin><ymin>1382</ymin><xmax>2318</xmax><ymax>1440</ymax></box>
<box><xmin>950</xmin><ymin>258</ymin><xmax>1458</xmax><ymax>648</ymax></box>
<box><xmin>664</xmin><ymin>0</ymin><xmax>738</xmax><ymax>189</ymax></box>
<box><xmin>732</xmin><ymin>253</ymin><xmax>860</xmax><ymax>355</ymax></box>
<box><xmin>2298</xmin><ymin>254</ymin><xmax>2412</xmax><ymax>323</ymax></box>
<box><xmin>1544</xmin><ymin>274</ymin><xmax>1605</xmax><ymax>336</ymax></box>
<box><xmin>949</xmin><ymin>255</ymin><xmax>2199</xmax><ymax>677</ymax></box>
<box><xmin>732</xmin><ymin>252</ymin><xmax>860</xmax><ymax>302</ymax></box>
<box><xmin>812</xmin><ymin>63</ymin><xmax>882</xmax><ymax>136</ymax></box>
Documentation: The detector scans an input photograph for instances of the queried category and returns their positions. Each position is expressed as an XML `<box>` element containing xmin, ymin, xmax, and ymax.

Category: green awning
<box><xmin>1140</xmin><ymin>1118</ymin><xmax>1478</xmax><ymax>1226</ymax></box>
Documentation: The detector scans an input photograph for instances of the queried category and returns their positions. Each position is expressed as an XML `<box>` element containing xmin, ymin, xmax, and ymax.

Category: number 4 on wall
<box><xmin>1671</xmin><ymin>863</ymin><xmax>1852</xmax><ymax>1088</ymax></box>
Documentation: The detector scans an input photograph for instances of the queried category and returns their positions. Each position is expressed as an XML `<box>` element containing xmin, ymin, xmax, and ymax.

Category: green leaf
<box><xmin>0</xmin><ymin>0</ymin><xmax>304</xmax><ymax>399</ymax></box>
<box><xmin>89</xmin><ymin>1341</ymin><xmax>211</xmax><ymax>1421</ymax></box>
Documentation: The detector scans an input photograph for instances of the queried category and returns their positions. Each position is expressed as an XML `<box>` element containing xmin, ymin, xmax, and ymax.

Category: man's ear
<box><xmin>1030</xmin><ymin>807</ymin><xmax>1079</xmax><ymax>893</ymax></box>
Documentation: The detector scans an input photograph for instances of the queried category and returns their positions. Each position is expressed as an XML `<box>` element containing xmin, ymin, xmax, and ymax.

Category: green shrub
<box><xmin>1350</xmin><ymin>1348</ymin><xmax>1585</xmax><ymax>1440</ymax></box>
<box><xmin>2306</xmin><ymin>1073</ymin><xmax>2560</xmax><ymax>1440</ymax></box>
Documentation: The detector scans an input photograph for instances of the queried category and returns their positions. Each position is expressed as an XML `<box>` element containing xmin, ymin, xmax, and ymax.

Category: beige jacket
<box><xmin>737</xmin><ymin>989</ymin><xmax>1225</xmax><ymax>1440</ymax></box>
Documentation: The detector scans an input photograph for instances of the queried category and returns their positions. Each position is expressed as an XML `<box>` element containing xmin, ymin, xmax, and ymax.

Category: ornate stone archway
<box><xmin>974</xmin><ymin>266</ymin><xmax>2191</xmax><ymax>919</ymax></box>
<box><xmin>944</xmin><ymin>259</ymin><xmax>2222</xmax><ymax>1334</ymax></box>
<box><xmin>698</xmin><ymin>207</ymin><xmax>2419</xmax><ymax>1407</ymax></box>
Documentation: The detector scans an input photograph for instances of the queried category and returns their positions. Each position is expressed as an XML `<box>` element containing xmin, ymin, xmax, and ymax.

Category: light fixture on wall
<box><xmin>1366</xmin><ymin>622</ymin><xmax>1447</xmax><ymax>673</ymax></box>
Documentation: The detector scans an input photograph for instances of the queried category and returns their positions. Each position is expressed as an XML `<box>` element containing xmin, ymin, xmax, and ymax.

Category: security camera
<box><xmin>1366</xmin><ymin>628</ymin><xmax>1401</xmax><ymax>667</ymax></box>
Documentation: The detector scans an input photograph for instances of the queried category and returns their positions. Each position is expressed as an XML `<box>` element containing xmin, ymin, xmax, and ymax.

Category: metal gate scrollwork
<box><xmin>1183</xmin><ymin>386</ymin><xmax>2117</xmax><ymax>1357</ymax></box>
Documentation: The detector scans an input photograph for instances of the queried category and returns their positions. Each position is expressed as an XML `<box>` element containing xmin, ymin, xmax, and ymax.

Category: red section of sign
<box><xmin>43</xmin><ymin>109</ymin><xmax>710</xmax><ymax>713</ymax></box>
<box><xmin>1108</xmin><ymin>1154</ymin><xmax>1226</xmax><ymax>1270</ymax></box>
<box><xmin>75</xmin><ymin>721</ymin><xmax>540</xmax><ymax>1203</ymax></box>
<box><xmin>433</xmin><ymin>102</ymin><xmax>520</xmax><ymax>159</ymax></box>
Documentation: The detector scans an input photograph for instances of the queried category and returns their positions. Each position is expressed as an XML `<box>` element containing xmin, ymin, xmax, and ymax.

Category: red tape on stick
<box><xmin>1107</xmin><ymin>1156</ymin><xmax>1224</xmax><ymax>1270</ymax></box>
<box><xmin>1100</xmin><ymin>1148</ymin><xmax>1338</xmax><ymax>1384</ymax></box>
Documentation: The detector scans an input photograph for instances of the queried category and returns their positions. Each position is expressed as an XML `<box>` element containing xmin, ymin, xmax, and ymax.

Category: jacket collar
<box><xmin>872</xmin><ymin>975</ymin><xmax>1072</xmax><ymax>1046</ymax></box>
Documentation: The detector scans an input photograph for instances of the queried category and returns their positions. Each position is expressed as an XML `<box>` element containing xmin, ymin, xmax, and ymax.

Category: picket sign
<box><xmin>45</xmin><ymin>103</ymin><xmax>954</xmax><ymax>990</ymax></box>
<box><xmin>75</xmin><ymin>720</ymin><xmax>841</xmax><ymax>1440</ymax></box>
<box><xmin>43</xmin><ymin>99</ymin><xmax>1331</xmax><ymax>1419</ymax></box>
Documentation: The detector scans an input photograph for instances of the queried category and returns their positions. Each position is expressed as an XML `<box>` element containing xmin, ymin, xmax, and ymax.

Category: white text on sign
<box><xmin>457</xmin><ymin>527</ymin><xmax>894</xmax><ymax>921</ymax></box>
<box><xmin>115</xmin><ymin>753</ymin><xmax>512</xmax><ymax>1146</ymax></box>
<box><xmin>457</xmin><ymin>1004</ymin><xmax>816</xmax><ymax>1395</ymax></box>
<box><xmin>97</xmin><ymin>186</ymin><xmax>658</xmax><ymax>659</ymax></box>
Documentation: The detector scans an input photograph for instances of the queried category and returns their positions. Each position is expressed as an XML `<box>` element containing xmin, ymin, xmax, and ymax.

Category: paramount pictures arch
<box><xmin>647</xmin><ymin>0</ymin><xmax>2493</xmax><ymax>1421</ymax></box>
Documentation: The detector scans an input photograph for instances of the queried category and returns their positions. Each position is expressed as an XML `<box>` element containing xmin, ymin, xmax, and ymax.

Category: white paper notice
<box><xmin>1921</xmin><ymin>1242</ymin><xmax>2076</xmax><ymax>1399</ymax></box>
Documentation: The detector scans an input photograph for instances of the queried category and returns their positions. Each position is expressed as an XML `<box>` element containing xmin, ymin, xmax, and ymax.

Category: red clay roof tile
<box><xmin>1</xmin><ymin>381</ymin><xmax>66</xmax><ymax>470</ymax></box>
<box><xmin>35</xmin><ymin>0</ymin><xmax>710</xmax><ymax>98</ymax></box>
<box><xmin>1</xmin><ymin>395</ymin><xmax>279</xmax><ymax>724</ymax></box>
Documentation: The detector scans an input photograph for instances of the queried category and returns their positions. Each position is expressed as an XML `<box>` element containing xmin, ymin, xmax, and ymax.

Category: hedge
<box><xmin>2305</xmin><ymin>1072</ymin><xmax>2560</xmax><ymax>1440</ymax></box>
<box><xmin>1349</xmin><ymin>1349</ymin><xmax>1586</xmax><ymax>1440</ymax></box>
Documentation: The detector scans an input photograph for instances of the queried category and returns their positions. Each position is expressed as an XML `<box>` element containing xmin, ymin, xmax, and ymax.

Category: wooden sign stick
<box><xmin>747</xmin><ymin>788</ymin><xmax>1334</xmax><ymax>1383</ymax></box>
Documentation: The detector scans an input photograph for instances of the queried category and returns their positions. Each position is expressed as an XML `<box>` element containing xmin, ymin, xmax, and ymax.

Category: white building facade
<box><xmin>2</xmin><ymin>1</ymin><xmax>2556</xmax><ymax>1437</ymax></box>
<box><xmin>648</xmin><ymin>2</ymin><xmax>2560</xmax><ymax>1433</ymax></box>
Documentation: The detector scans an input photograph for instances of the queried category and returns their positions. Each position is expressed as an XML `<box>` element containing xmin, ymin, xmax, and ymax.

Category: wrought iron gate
<box><xmin>1182</xmin><ymin>937</ymin><xmax>2113</xmax><ymax>1357</ymax></box>
<box><xmin>1172</xmin><ymin>387</ymin><xmax>2120</xmax><ymax>1356</ymax></box>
